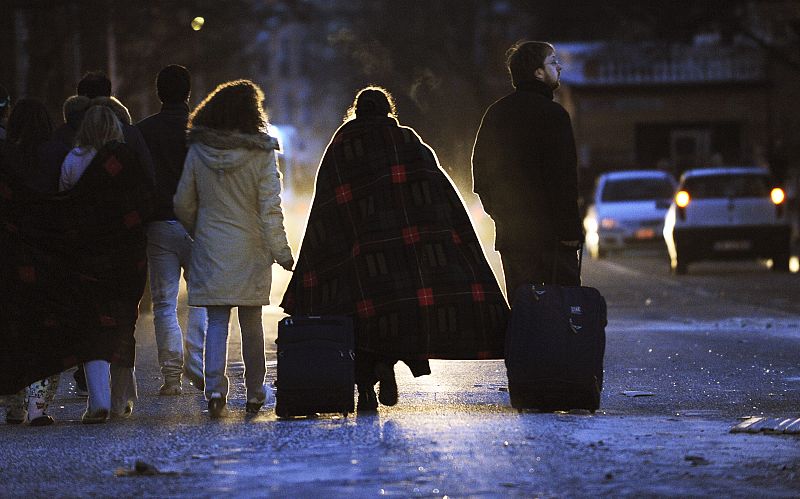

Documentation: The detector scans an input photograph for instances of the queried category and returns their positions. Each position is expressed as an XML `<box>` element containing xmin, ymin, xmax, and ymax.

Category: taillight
<box><xmin>600</xmin><ymin>217</ymin><xmax>617</xmax><ymax>229</ymax></box>
<box><xmin>771</xmin><ymin>187</ymin><xmax>785</xmax><ymax>205</ymax></box>
<box><xmin>675</xmin><ymin>191</ymin><xmax>690</xmax><ymax>208</ymax></box>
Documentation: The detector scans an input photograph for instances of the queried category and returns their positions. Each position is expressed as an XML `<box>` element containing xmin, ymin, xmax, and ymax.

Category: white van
<box><xmin>663</xmin><ymin>167</ymin><xmax>790</xmax><ymax>274</ymax></box>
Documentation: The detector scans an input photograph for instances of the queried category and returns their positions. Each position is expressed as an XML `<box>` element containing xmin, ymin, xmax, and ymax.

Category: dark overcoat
<box><xmin>472</xmin><ymin>80</ymin><xmax>583</xmax><ymax>250</ymax></box>
<box><xmin>0</xmin><ymin>141</ymin><xmax>153</xmax><ymax>395</ymax></box>
<box><xmin>281</xmin><ymin>116</ymin><xmax>508</xmax><ymax>360</ymax></box>
<box><xmin>136</xmin><ymin>102</ymin><xmax>190</xmax><ymax>221</ymax></box>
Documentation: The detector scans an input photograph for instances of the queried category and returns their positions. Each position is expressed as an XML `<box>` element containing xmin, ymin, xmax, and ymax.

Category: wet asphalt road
<box><xmin>2</xmin><ymin>232</ymin><xmax>800</xmax><ymax>496</ymax></box>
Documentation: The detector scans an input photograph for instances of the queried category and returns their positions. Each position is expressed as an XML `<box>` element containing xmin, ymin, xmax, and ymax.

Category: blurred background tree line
<box><xmin>2</xmin><ymin>0</ymin><xmax>798</xmax><ymax>191</ymax></box>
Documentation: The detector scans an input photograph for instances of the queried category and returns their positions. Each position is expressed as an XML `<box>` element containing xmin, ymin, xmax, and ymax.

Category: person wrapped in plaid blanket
<box><xmin>282</xmin><ymin>87</ymin><xmax>508</xmax><ymax>411</ymax></box>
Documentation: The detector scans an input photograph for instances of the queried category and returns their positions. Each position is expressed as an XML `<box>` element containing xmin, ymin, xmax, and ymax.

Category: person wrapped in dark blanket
<box><xmin>281</xmin><ymin>86</ymin><xmax>508</xmax><ymax>410</ymax></box>
<box><xmin>0</xmin><ymin>141</ymin><xmax>153</xmax><ymax>395</ymax></box>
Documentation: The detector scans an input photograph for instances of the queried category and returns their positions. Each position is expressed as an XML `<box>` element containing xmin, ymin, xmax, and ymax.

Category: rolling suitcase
<box><xmin>275</xmin><ymin>315</ymin><xmax>355</xmax><ymax>418</ymax></box>
<box><xmin>504</xmin><ymin>247</ymin><xmax>607</xmax><ymax>412</ymax></box>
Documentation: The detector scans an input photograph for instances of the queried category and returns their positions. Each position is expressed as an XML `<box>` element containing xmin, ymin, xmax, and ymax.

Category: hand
<box><xmin>278</xmin><ymin>257</ymin><xmax>294</xmax><ymax>271</ymax></box>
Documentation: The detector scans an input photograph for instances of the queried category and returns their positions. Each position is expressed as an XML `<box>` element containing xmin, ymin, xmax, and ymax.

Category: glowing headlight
<box><xmin>771</xmin><ymin>187</ymin><xmax>785</xmax><ymax>205</ymax></box>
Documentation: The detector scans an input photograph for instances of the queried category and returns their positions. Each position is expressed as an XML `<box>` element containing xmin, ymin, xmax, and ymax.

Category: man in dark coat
<box><xmin>136</xmin><ymin>65</ymin><xmax>206</xmax><ymax>395</ymax></box>
<box><xmin>472</xmin><ymin>40</ymin><xmax>584</xmax><ymax>294</ymax></box>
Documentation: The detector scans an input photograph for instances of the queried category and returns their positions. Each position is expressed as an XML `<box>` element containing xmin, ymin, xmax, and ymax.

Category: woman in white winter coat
<box><xmin>174</xmin><ymin>79</ymin><xmax>293</xmax><ymax>418</ymax></box>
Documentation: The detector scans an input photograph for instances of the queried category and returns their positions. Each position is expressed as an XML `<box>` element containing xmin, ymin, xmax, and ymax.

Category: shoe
<box><xmin>111</xmin><ymin>401</ymin><xmax>134</xmax><ymax>419</ymax></box>
<box><xmin>245</xmin><ymin>397</ymin><xmax>264</xmax><ymax>414</ymax></box>
<box><xmin>357</xmin><ymin>387</ymin><xmax>378</xmax><ymax>412</ymax></box>
<box><xmin>208</xmin><ymin>393</ymin><xmax>226</xmax><ymax>419</ymax></box>
<box><xmin>375</xmin><ymin>362</ymin><xmax>398</xmax><ymax>406</ymax></box>
<box><xmin>81</xmin><ymin>408</ymin><xmax>109</xmax><ymax>424</ymax></box>
<box><xmin>158</xmin><ymin>379</ymin><xmax>182</xmax><ymax>396</ymax></box>
<box><xmin>29</xmin><ymin>415</ymin><xmax>55</xmax><ymax>426</ymax></box>
<box><xmin>6</xmin><ymin>406</ymin><xmax>26</xmax><ymax>425</ymax></box>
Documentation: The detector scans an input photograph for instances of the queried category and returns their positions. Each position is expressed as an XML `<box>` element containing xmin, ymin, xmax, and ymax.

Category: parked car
<box><xmin>663</xmin><ymin>167</ymin><xmax>790</xmax><ymax>274</ymax></box>
<box><xmin>583</xmin><ymin>170</ymin><xmax>676</xmax><ymax>258</ymax></box>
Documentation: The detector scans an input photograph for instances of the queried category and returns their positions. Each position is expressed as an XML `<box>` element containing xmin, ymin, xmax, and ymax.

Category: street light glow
<box><xmin>191</xmin><ymin>17</ymin><xmax>205</xmax><ymax>31</ymax></box>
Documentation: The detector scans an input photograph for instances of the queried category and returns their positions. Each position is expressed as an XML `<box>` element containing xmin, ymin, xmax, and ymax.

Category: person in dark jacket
<box><xmin>41</xmin><ymin>71</ymin><xmax>156</xmax><ymax>186</ymax></box>
<box><xmin>472</xmin><ymin>40</ymin><xmax>584</xmax><ymax>294</ymax></box>
<box><xmin>136</xmin><ymin>65</ymin><xmax>207</xmax><ymax>395</ymax></box>
<box><xmin>0</xmin><ymin>97</ymin><xmax>61</xmax><ymax>425</ymax></box>
<box><xmin>0</xmin><ymin>98</ymin><xmax>57</xmax><ymax>193</ymax></box>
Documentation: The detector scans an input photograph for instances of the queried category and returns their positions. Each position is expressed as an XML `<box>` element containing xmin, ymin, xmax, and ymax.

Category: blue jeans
<box><xmin>146</xmin><ymin>221</ymin><xmax>207</xmax><ymax>382</ymax></box>
<box><xmin>84</xmin><ymin>360</ymin><xmax>138</xmax><ymax>414</ymax></box>
<box><xmin>205</xmin><ymin>306</ymin><xmax>266</xmax><ymax>402</ymax></box>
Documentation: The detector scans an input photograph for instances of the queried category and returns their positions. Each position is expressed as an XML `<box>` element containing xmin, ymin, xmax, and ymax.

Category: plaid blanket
<box><xmin>0</xmin><ymin>141</ymin><xmax>152</xmax><ymax>395</ymax></box>
<box><xmin>281</xmin><ymin>117</ymin><xmax>508</xmax><ymax>359</ymax></box>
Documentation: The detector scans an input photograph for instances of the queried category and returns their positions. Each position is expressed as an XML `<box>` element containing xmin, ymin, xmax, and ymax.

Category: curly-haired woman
<box><xmin>174</xmin><ymin>79</ymin><xmax>293</xmax><ymax>418</ymax></box>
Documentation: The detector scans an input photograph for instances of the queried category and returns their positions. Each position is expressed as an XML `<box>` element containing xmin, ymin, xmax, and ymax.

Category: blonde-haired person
<box><xmin>59</xmin><ymin>104</ymin><xmax>138</xmax><ymax>423</ymax></box>
<box><xmin>60</xmin><ymin>105</ymin><xmax>123</xmax><ymax>190</ymax></box>
<box><xmin>174</xmin><ymin>79</ymin><xmax>293</xmax><ymax>418</ymax></box>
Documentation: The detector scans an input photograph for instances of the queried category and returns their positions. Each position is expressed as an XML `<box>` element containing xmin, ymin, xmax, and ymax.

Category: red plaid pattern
<box><xmin>18</xmin><ymin>266</ymin><xmax>36</xmax><ymax>283</ymax></box>
<box><xmin>451</xmin><ymin>230</ymin><xmax>462</xmax><ymax>245</ymax></box>
<box><xmin>4</xmin><ymin>222</ymin><xmax>18</xmax><ymax>233</ymax></box>
<box><xmin>357</xmin><ymin>299</ymin><xmax>376</xmax><ymax>318</ymax></box>
<box><xmin>104</xmin><ymin>157</ymin><xmax>123</xmax><ymax>176</ymax></box>
<box><xmin>335</xmin><ymin>184</ymin><xmax>353</xmax><ymax>204</ymax></box>
<box><xmin>303</xmin><ymin>271</ymin><xmax>318</xmax><ymax>288</ymax></box>
<box><xmin>99</xmin><ymin>315</ymin><xmax>117</xmax><ymax>327</ymax></box>
<box><xmin>471</xmin><ymin>283</ymin><xmax>485</xmax><ymax>302</ymax></box>
<box><xmin>351</xmin><ymin>242</ymin><xmax>361</xmax><ymax>256</ymax></box>
<box><xmin>391</xmin><ymin>164</ymin><xmax>407</xmax><ymax>183</ymax></box>
<box><xmin>402</xmin><ymin>226</ymin><xmax>420</xmax><ymax>245</ymax></box>
<box><xmin>417</xmin><ymin>287</ymin><xmax>435</xmax><ymax>307</ymax></box>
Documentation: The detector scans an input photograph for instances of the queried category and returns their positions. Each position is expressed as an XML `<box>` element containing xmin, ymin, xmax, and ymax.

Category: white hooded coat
<box><xmin>174</xmin><ymin>127</ymin><xmax>292</xmax><ymax>306</ymax></box>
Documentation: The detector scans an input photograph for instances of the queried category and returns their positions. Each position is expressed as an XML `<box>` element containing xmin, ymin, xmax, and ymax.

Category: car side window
<box><xmin>601</xmin><ymin>178</ymin><xmax>675</xmax><ymax>202</ymax></box>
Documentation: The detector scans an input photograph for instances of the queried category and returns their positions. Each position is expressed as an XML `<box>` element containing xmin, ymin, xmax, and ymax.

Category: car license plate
<box><xmin>634</xmin><ymin>228</ymin><xmax>656</xmax><ymax>240</ymax></box>
<box><xmin>713</xmin><ymin>240</ymin><xmax>752</xmax><ymax>251</ymax></box>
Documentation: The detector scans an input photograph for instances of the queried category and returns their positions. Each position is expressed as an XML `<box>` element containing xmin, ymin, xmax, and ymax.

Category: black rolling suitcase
<box><xmin>505</xmin><ymin>248</ymin><xmax>607</xmax><ymax>412</ymax></box>
<box><xmin>275</xmin><ymin>315</ymin><xmax>355</xmax><ymax>418</ymax></box>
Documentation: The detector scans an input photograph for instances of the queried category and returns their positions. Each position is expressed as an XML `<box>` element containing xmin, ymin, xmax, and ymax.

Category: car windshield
<box><xmin>601</xmin><ymin>178</ymin><xmax>674</xmax><ymax>202</ymax></box>
<box><xmin>683</xmin><ymin>174</ymin><xmax>770</xmax><ymax>199</ymax></box>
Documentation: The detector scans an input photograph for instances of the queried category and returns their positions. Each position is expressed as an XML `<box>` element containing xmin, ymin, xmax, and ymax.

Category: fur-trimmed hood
<box><xmin>89</xmin><ymin>96</ymin><xmax>132</xmax><ymax>125</ymax></box>
<box><xmin>187</xmin><ymin>127</ymin><xmax>279</xmax><ymax>151</ymax></box>
<box><xmin>186</xmin><ymin>126</ymin><xmax>280</xmax><ymax>172</ymax></box>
